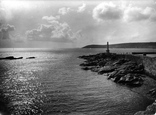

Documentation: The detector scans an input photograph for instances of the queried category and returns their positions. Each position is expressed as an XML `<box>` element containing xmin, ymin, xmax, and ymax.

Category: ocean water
<box><xmin>0</xmin><ymin>48</ymin><xmax>156</xmax><ymax>115</ymax></box>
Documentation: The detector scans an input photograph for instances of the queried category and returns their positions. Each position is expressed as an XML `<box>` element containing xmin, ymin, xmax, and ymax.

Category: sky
<box><xmin>0</xmin><ymin>0</ymin><xmax>156</xmax><ymax>48</ymax></box>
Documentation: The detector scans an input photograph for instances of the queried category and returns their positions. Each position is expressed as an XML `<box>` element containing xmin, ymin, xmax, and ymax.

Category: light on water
<box><xmin>0</xmin><ymin>48</ymin><xmax>155</xmax><ymax>115</ymax></box>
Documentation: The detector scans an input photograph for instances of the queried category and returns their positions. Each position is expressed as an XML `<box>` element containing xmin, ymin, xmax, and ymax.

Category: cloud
<box><xmin>26</xmin><ymin>21</ymin><xmax>81</xmax><ymax>42</ymax></box>
<box><xmin>93</xmin><ymin>2</ymin><xmax>156</xmax><ymax>22</ymax></box>
<box><xmin>0</xmin><ymin>24</ymin><xmax>15</xmax><ymax>40</ymax></box>
<box><xmin>124</xmin><ymin>6</ymin><xmax>155</xmax><ymax>22</ymax></box>
<box><xmin>5</xmin><ymin>24</ymin><xmax>15</xmax><ymax>31</ymax></box>
<box><xmin>58</xmin><ymin>7</ymin><xmax>71</xmax><ymax>15</ymax></box>
<box><xmin>58</xmin><ymin>3</ymin><xmax>86</xmax><ymax>15</ymax></box>
<box><xmin>42</xmin><ymin>15</ymin><xmax>60</xmax><ymax>22</ymax></box>
<box><xmin>77</xmin><ymin>3</ymin><xmax>86</xmax><ymax>13</ymax></box>
<box><xmin>93</xmin><ymin>2</ymin><xmax>123</xmax><ymax>22</ymax></box>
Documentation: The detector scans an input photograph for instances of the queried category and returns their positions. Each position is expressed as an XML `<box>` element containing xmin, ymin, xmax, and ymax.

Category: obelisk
<box><xmin>106</xmin><ymin>42</ymin><xmax>110</xmax><ymax>54</ymax></box>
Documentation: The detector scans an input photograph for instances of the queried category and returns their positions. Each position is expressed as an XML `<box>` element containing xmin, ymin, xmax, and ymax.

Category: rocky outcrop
<box><xmin>0</xmin><ymin>56</ymin><xmax>36</xmax><ymax>60</ymax></box>
<box><xmin>26</xmin><ymin>57</ymin><xmax>35</xmax><ymax>59</ymax></box>
<box><xmin>79</xmin><ymin>53</ymin><xmax>156</xmax><ymax>114</ymax></box>
<box><xmin>142</xmin><ymin>56</ymin><xmax>156</xmax><ymax>79</ymax></box>
<box><xmin>0</xmin><ymin>56</ymin><xmax>23</xmax><ymax>60</ymax></box>
<box><xmin>147</xmin><ymin>89</ymin><xmax>156</xmax><ymax>99</ymax></box>
<box><xmin>79</xmin><ymin>53</ymin><xmax>147</xmax><ymax>87</ymax></box>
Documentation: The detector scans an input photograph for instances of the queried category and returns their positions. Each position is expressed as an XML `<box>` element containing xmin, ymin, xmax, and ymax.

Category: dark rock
<box><xmin>113</xmin><ymin>76</ymin><xmax>122</xmax><ymax>82</ymax></box>
<box><xmin>4</xmin><ymin>56</ymin><xmax>14</xmax><ymax>59</ymax></box>
<box><xmin>98</xmin><ymin>60</ymin><xmax>107</xmax><ymax>67</ymax></box>
<box><xmin>98</xmin><ymin>66</ymin><xmax>115</xmax><ymax>74</ymax></box>
<box><xmin>79</xmin><ymin>53</ymin><xmax>146</xmax><ymax>88</ymax></box>
<box><xmin>107</xmin><ymin>71</ymin><xmax>118</xmax><ymax>79</ymax></box>
<box><xmin>26</xmin><ymin>57</ymin><xmax>35</xmax><ymax>59</ymax></box>
<box><xmin>0</xmin><ymin>56</ymin><xmax>23</xmax><ymax>60</ymax></box>
<box><xmin>118</xmin><ymin>76</ymin><xmax>127</xmax><ymax>83</ymax></box>
<box><xmin>119</xmin><ymin>74</ymin><xmax>143</xmax><ymax>87</ymax></box>
<box><xmin>108</xmin><ymin>72</ymin><xmax>143</xmax><ymax>87</ymax></box>
<box><xmin>81</xmin><ymin>67</ymin><xmax>90</xmax><ymax>70</ymax></box>
<box><xmin>113</xmin><ymin>58</ymin><xmax>129</xmax><ymax>65</ymax></box>
<box><xmin>147</xmin><ymin>88</ymin><xmax>156</xmax><ymax>97</ymax></box>
<box><xmin>80</xmin><ymin>61</ymin><xmax>98</xmax><ymax>67</ymax></box>
<box><xmin>80</xmin><ymin>63</ymin><xmax>86</xmax><ymax>66</ymax></box>
<box><xmin>131</xmin><ymin>81</ymin><xmax>143</xmax><ymax>87</ymax></box>
<box><xmin>91</xmin><ymin>67</ymin><xmax>100</xmax><ymax>72</ymax></box>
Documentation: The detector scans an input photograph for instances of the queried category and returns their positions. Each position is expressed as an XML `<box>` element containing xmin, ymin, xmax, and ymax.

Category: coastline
<box><xmin>79</xmin><ymin>53</ymin><xmax>156</xmax><ymax>115</ymax></box>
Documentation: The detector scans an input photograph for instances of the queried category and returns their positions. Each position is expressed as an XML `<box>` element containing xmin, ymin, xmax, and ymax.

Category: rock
<box><xmin>91</xmin><ymin>67</ymin><xmax>100</xmax><ymax>72</ymax></box>
<box><xmin>118</xmin><ymin>76</ymin><xmax>127</xmax><ymax>83</ymax></box>
<box><xmin>26</xmin><ymin>57</ymin><xmax>35</xmax><ymax>59</ymax></box>
<box><xmin>3</xmin><ymin>56</ymin><xmax>14</xmax><ymax>59</ymax></box>
<box><xmin>98</xmin><ymin>66</ymin><xmax>115</xmax><ymax>75</ymax></box>
<box><xmin>80</xmin><ymin>61</ymin><xmax>98</xmax><ymax>67</ymax></box>
<box><xmin>147</xmin><ymin>88</ymin><xmax>156</xmax><ymax>98</ymax></box>
<box><xmin>107</xmin><ymin>71</ymin><xmax>118</xmax><ymax>79</ymax></box>
<box><xmin>98</xmin><ymin>60</ymin><xmax>107</xmax><ymax>67</ymax></box>
<box><xmin>80</xmin><ymin>63</ymin><xmax>86</xmax><ymax>66</ymax></box>
<box><xmin>113</xmin><ymin>58</ymin><xmax>129</xmax><ymax>65</ymax></box>
<box><xmin>0</xmin><ymin>56</ymin><xmax>23</xmax><ymax>60</ymax></box>
<box><xmin>79</xmin><ymin>53</ymin><xmax>145</xmax><ymax>88</ymax></box>
<box><xmin>108</xmin><ymin>70</ymin><xmax>125</xmax><ymax>82</ymax></box>
<box><xmin>123</xmin><ymin>74</ymin><xmax>143</xmax><ymax>87</ymax></box>
<box><xmin>110</xmin><ymin>73</ymin><xmax>143</xmax><ymax>87</ymax></box>
<box><xmin>133</xmin><ymin>81</ymin><xmax>143</xmax><ymax>86</ymax></box>
<box><xmin>113</xmin><ymin>76</ymin><xmax>122</xmax><ymax>82</ymax></box>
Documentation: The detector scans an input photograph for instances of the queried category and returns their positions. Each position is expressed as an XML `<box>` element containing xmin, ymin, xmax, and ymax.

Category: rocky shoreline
<box><xmin>79</xmin><ymin>53</ymin><xmax>147</xmax><ymax>87</ymax></box>
<box><xmin>79</xmin><ymin>53</ymin><xmax>156</xmax><ymax>115</ymax></box>
<box><xmin>0</xmin><ymin>56</ymin><xmax>36</xmax><ymax>60</ymax></box>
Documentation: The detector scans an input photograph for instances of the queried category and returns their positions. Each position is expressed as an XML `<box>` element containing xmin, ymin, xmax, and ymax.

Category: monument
<box><xmin>106</xmin><ymin>42</ymin><xmax>110</xmax><ymax>54</ymax></box>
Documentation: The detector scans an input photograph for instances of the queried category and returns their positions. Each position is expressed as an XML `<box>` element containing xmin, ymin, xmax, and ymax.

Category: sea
<box><xmin>0</xmin><ymin>48</ymin><xmax>156</xmax><ymax>115</ymax></box>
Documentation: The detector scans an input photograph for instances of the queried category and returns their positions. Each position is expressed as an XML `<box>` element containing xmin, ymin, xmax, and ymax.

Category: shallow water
<box><xmin>0</xmin><ymin>48</ymin><xmax>155</xmax><ymax>115</ymax></box>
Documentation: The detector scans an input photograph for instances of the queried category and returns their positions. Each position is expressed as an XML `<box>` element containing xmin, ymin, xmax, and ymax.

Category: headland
<box><xmin>79</xmin><ymin>48</ymin><xmax>156</xmax><ymax>115</ymax></box>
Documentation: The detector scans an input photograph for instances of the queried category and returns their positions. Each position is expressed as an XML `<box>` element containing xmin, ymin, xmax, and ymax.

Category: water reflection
<box><xmin>0</xmin><ymin>48</ymin><xmax>155</xmax><ymax>115</ymax></box>
<box><xmin>1</xmin><ymin>68</ymin><xmax>45</xmax><ymax>115</ymax></box>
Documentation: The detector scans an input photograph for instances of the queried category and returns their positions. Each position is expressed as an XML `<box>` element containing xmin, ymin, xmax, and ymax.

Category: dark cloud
<box><xmin>26</xmin><ymin>21</ymin><xmax>81</xmax><ymax>42</ymax></box>
<box><xmin>0</xmin><ymin>24</ymin><xmax>15</xmax><ymax>40</ymax></box>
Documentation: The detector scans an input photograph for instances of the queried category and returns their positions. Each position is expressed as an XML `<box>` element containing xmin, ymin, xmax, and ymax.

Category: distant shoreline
<box><xmin>83</xmin><ymin>42</ymin><xmax>156</xmax><ymax>49</ymax></box>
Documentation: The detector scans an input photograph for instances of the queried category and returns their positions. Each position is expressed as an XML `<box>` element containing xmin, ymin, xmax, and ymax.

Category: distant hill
<box><xmin>83</xmin><ymin>42</ymin><xmax>156</xmax><ymax>48</ymax></box>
